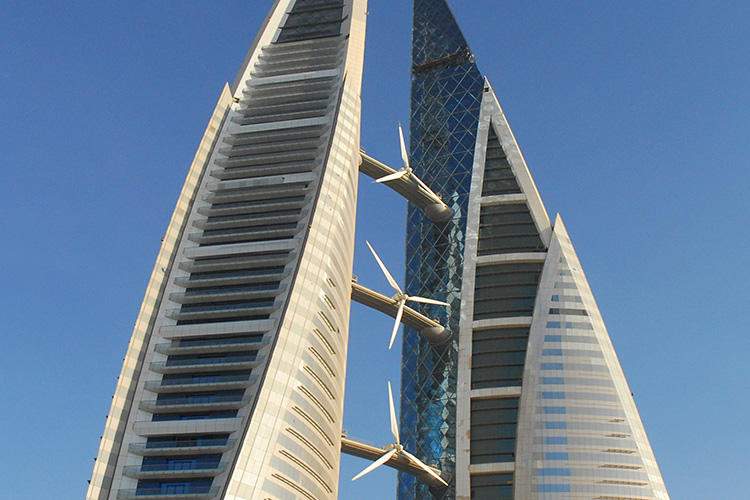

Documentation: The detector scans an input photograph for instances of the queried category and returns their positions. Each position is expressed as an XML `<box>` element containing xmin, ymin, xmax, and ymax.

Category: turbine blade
<box><xmin>388</xmin><ymin>381</ymin><xmax>400</xmax><ymax>446</ymax></box>
<box><xmin>375</xmin><ymin>170</ymin><xmax>407</xmax><ymax>183</ymax></box>
<box><xmin>400</xmin><ymin>449</ymin><xmax>449</xmax><ymax>487</ymax></box>
<box><xmin>408</xmin><ymin>296</ymin><xmax>449</xmax><ymax>306</ymax></box>
<box><xmin>351</xmin><ymin>448</ymin><xmax>398</xmax><ymax>481</ymax></box>
<box><xmin>388</xmin><ymin>301</ymin><xmax>405</xmax><ymax>350</ymax></box>
<box><xmin>366</xmin><ymin>241</ymin><xmax>402</xmax><ymax>294</ymax></box>
<box><xmin>411</xmin><ymin>172</ymin><xmax>431</xmax><ymax>192</ymax></box>
<box><xmin>398</xmin><ymin>123</ymin><xmax>410</xmax><ymax>169</ymax></box>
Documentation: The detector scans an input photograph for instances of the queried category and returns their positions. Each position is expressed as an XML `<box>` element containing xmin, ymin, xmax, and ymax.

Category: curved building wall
<box><xmin>87</xmin><ymin>1</ymin><xmax>367</xmax><ymax>499</ymax></box>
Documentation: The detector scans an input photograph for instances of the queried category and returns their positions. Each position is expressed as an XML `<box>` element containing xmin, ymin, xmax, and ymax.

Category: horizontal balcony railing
<box><xmin>143</xmin><ymin>377</ymin><xmax>256</xmax><ymax>394</ymax></box>
<box><xmin>194</xmin><ymin>211</ymin><xmax>302</xmax><ymax>229</ymax></box>
<box><xmin>177</xmin><ymin>253</ymin><xmax>295</xmax><ymax>274</ymax></box>
<box><xmin>214</xmin><ymin>148</ymin><xmax>320</xmax><ymax>168</ymax></box>
<box><xmin>239</xmin><ymin>89</ymin><xmax>333</xmax><ymax>109</ymax></box>
<box><xmin>202</xmin><ymin>183</ymin><xmax>313</xmax><ymax>205</ymax></box>
<box><xmin>166</xmin><ymin>302</ymin><xmax>277</xmax><ymax>321</ymax></box>
<box><xmin>218</xmin><ymin>136</ymin><xmax>321</xmax><ymax>157</ymax></box>
<box><xmin>255</xmin><ymin>51</ymin><xmax>342</xmax><ymax>70</ymax></box>
<box><xmin>169</xmin><ymin>286</ymin><xmax>282</xmax><ymax>304</ymax></box>
<box><xmin>158</xmin><ymin>355</ymin><xmax>257</xmax><ymax>368</ymax></box>
<box><xmin>260</xmin><ymin>35</ymin><xmax>342</xmax><ymax>55</ymax></box>
<box><xmin>244</xmin><ymin>68</ymin><xmax>339</xmax><ymax>90</ymax></box>
<box><xmin>258</xmin><ymin>44</ymin><xmax>342</xmax><ymax>63</ymax></box>
<box><xmin>186</xmin><ymin>227</ymin><xmax>300</xmax><ymax>246</ymax></box>
<box><xmin>251</xmin><ymin>59</ymin><xmax>341</xmax><ymax>79</ymax></box>
<box><xmin>241</xmin><ymin>78</ymin><xmax>335</xmax><ymax>101</ymax></box>
<box><xmin>149</xmin><ymin>357</ymin><xmax>263</xmax><ymax>375</ymax></box>
<box><xmin>154</xmin><ymin>340</ymin><xmax>265</xmax><ymax>356</ymax></box>
<box><xmin>139</xmin><ymin>396</ymin><xmax>252</xmax><ymax>413</ymax></box>
<box><xmin>117</xmin><ymin>486</ymin><xmax>219</xmax><ymax>499</ymax></box>
<box><xmin>129</xmin><ymin>439</ymin><xmax>235</xmax><ymax>456</ymax></box>
<box><xmin>223</xmin><ymin>122</ymin><xmax>325</xmax><ymax>145</ymax></box>
<box><xmin>122</xmin><ymin>462</ymin><xmax>228</xmax><ymax>479</ymax></box>
<box><xmin>197</xmin><ymin>198</ymin><xmax>307</xmax><ymax>218</ymax></box>
<box><xmin>209</xmin><ymin>163</ymin><xmax>316</xmax><ymax>182</ymax></box>
<box><xmin>233</xmin><ymin>97</ymin><xmax>333</xmax><ymax>120</ymax></box>
<box><xmin>229</xmin><ymin>105</ymin><xmax>331</xmax><ymax>127</ymax></box>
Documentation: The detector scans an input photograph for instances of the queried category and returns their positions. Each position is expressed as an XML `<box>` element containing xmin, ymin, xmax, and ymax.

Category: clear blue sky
<box><xmin>1</xmin><ymin>1</ymin><xmax>748</xmax><ymax>499</ymax></box>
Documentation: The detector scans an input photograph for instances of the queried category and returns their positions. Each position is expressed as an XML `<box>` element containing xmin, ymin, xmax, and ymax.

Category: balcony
<box><xmin>117</xmin><ymin>486</ymin><xmax>219</xmax><ymax>500</ymax></box>
<box><xmin>149</xmin><ymin>356</ymin><xmax>263</xmax><ymax>375</ymax></box>
<box><xmin>214</xmin><ymin>147</ymin><xmax>320</xmax><ymax>168</ymax></box>
<box><xmin>197</xmin><ymin>198</ymin><xmax>307</xmax><ymax>219</ymax></box>
<box><xmin>122</xmin><ymin>462</ymin><xmax>228</xmax><ymax>479</ymax></box>
<box><xmin>192</xmin><ymin>212</ymin><xmax>302</xmax><ymax>231</ymax></box>
<box><xmin>129</xmin><ymin>439</ymin><xmax>235</xmax><ymax>457</ymax></box>
<box><xmin>168</xmin><ymin>285</ymin><xmax>283</xmax><ymax>305</ymax></box>
<box><xmin>165</xmin><ymin>301</ymin><xmax>278</xmax><ymax>322</ymax></box>
<box><xmin>209</xmin><ymin>162</ymin><xmax>317</xmax><ymax>182</ymax></box>
<box><xmin>154</xmin><ymin>338</ymin><xmax>266</xmax><ymax>356</ymax></box>
<box><xmin>139</xmin><ymin>396</ymin><xmax>252</xmax><ymax>413</ymax></box>
<box><xmin>177</xmin><ymin>252</ymin><xmax>295</xmax><ymax>274</ymax></box>
<box><xmin>143</xmin><ymin>375</ymin><xmax>257</xmax><ymax>394</ymax></box>
<box><xmin>202</xmin><ymin>182</ymin><xmax>313</xmax><ymax>206</ymax></box>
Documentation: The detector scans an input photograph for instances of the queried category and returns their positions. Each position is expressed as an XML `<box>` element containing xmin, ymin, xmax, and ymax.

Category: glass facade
<box><xmin>399</xmin><ymin>1</ymin><xmax>484</xmax><ymax>499</ymax></box>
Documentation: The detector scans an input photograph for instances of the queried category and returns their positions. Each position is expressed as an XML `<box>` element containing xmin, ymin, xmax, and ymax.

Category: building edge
<box><xmin>86</xmin><ymin>84</ymin><xmax>234</xmax><ymax>500</ymax></box>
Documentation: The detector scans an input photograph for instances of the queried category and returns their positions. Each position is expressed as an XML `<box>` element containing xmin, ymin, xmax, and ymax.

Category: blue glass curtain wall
<box><xmin>399</xmin><ymin>1</ymin><xmax>484</xmax><ymax>499</ymax></box>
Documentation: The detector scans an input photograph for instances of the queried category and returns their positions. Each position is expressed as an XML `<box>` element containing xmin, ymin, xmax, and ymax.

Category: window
<box><xmin>471</xmin><ymin>398</ymin><xmax>519</xmax><ymax>464</ymax></box>
<box><xmin>544</xmin><ymin>422</ymin><xmax>567</xmax><ymax>429</ymax></box>
<box><xmin>538</xmin><ymin>468</ymin><xmax>571</xmax><ymax>476</ymax></box>
<box><xmin>472</xmin><ymin>327</ymin><xmax>529</xmax><ymax>389</ymax></box>
<box><xmin>538</xmin><ymin>484</ymin><xmax>570</xmax><ymax>492</ymax></box>
<box><xmin>541</xmin><ymin>363</ymin><xmax>563</xmax><ymax>370</ymax></box>
<box><xmin>541</xmin><ymin>377</ymin><xmax>564</xmax><ymax>384</ymax></box>
<box><xmin>542</xmin><ymin>407</ymin><xmax>566</xmax><ymax>414</ymax></box>
<box><xmin>544</xmin><ymin>437</ymin><xmax>568</xmax><ymax>445</ymax></box>
<box><xmin>549</xmin><ymin>308</ymin><xmax>587</xmax><ymax>316</ymax></box>
<box><xmin>542</xmin><ymin>392</ymin><xmax>565</xmax><ymax>399</ymax></box>
<box><xmin>471</xmin><ymin>472</ymin><xmax>513</xmax><ymax>500</ymax></box>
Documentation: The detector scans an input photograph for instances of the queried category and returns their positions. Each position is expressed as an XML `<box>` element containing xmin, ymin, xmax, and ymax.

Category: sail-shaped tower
<box><xmin>86</xmin><ymin>1</ymin><xmax>671</xmax><ymax>499</ymax></box>
<box><xmin>401</xmin><ymin>2</ymin><xmax>671</xmax><ymax>500</ymax></box>
<box><xmin>86</xmin><ymin>1</ymin><xmax>367</xmax><ymax>499</ymax></box>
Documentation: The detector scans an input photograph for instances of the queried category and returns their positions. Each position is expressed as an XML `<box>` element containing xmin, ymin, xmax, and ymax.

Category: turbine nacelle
<box><xmin>375</xmin><ymin>124</ymin><xmax>432</xmax><ymax>196</ymax></box>
<box><xmin>351</xmin><ymin>382</ymin><xmax>448</xmax><ymax>487</ymax></box>
<box><xmin>366</xmin><ymin>241</ymin><xmax>448</xmax><ymax>349</ymax></box>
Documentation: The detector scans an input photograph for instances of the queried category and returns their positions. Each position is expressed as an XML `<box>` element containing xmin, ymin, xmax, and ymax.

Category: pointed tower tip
<box><xmin>552</xmin><ymin>213</ymin><xmax>571</xmax><ymax>240</ymax></box>
<box><xmin>413</xmin><ymin>0</ymin><xmax>476</xmax><ymax>68</ymax></box>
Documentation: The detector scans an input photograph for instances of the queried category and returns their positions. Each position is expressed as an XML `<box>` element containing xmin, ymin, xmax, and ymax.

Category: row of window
<box><xmin>471</xmin><ymin>397</ymin><xmax>519</xmax><ymax>464</ymax></box>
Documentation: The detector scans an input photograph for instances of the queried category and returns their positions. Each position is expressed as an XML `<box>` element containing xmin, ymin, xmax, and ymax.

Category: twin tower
<box><xmin>86</xmin><ymin>1</ymin><xmax>670</xmax><ymax>500</ymax></box>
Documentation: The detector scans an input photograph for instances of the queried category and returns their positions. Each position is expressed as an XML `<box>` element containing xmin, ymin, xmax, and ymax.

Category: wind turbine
<box><xmin>366</xmin><ymin>241</ymin><xmax>448</xmax><ymax>349</ymax></box>
<box><xmin>352</xmin><ymin>382</ymin><xmax>449</xmax><ymax>487</ymax></box>
<box><xmin>375</xmin><ymin>124</ymin><xmax>433</xmax><ymax>195</ymax></box>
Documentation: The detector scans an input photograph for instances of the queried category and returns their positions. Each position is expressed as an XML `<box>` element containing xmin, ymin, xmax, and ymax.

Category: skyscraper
<box><xmin>87</xmin><ymin>1</ymin><xmax>367</xmax><ymax>499</ymax></box>
<box><xmin>87</xmin><ymin>1</ymin><xmax>671</xmax><ymax>499</ymax></box>
<box><xmin>401</xmin><ymin>1</ymin><xmax>671</xmax><ymax>500</ymax></box>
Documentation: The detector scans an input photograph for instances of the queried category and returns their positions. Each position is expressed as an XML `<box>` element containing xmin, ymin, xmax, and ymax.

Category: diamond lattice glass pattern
<box><xmin>399</xmin><ymin>2</ymin><xmax>484</xmax><ymax>500</ymax></box>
